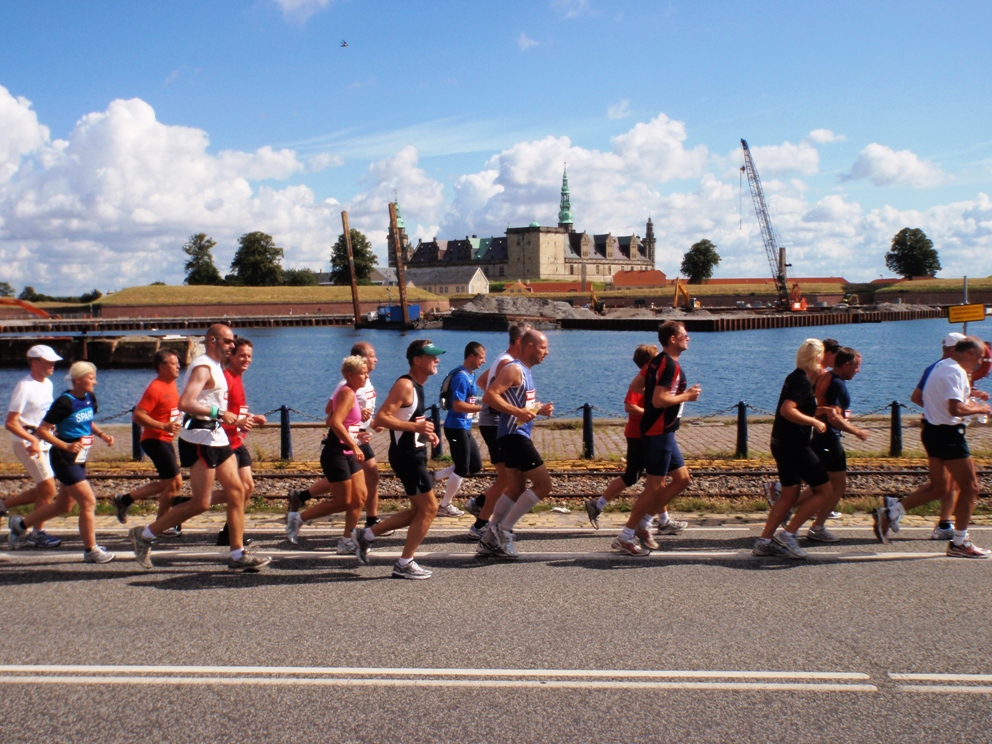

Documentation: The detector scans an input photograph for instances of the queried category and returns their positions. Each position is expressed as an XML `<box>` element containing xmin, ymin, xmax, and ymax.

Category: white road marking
<box><xmin>889</xmin><ymin>672</ymin><xmax>992</xmax><ymax>693</ymax></box>
<box><xmin>889</xmin><ymin>673</ymin><xmax>992</xmax><ymax>682</ymax></box>
<box><xmin>896</xmin><ymin>685</ymin><xmax>992</xmax><ymax>694</ymax></box>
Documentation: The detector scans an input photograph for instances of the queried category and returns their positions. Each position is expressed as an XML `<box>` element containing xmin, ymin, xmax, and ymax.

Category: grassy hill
<box><xmin>874</xmin><ymin>277</ymin><xmax>992</xmax><ymax>294</ymax></box>
<box><xmin>97</xmin><ymin>284</ymin><xmax>440</xmax><ymax>306</ymax></box>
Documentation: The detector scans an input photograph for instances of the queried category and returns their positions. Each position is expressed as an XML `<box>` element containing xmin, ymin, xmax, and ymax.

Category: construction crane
<box><xmin>740</xmin><ymin>138</ymin><xmax>806</xmax><ymax>311</ymax></box>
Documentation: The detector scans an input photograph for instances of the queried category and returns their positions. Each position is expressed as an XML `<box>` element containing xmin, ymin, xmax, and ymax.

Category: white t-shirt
<box><xmin>7</xmin><ymin>374</ymin><xmax>54</xmax><ymax>445</ymax></box>
<box><xmin>921</xmin><ymin>357</ymin><xmax>970</xmax><ymax>426</ymax></box>
<box><xmin>178</xmin><ymin>354</ymin><xmax>230</xmax><ymax>446</ymax></box>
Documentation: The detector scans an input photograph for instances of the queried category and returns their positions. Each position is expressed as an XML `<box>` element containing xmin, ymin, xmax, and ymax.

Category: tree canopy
<box><xmin>330</xmin><ymin>229</ymin><xmax>378</xmax><ymax>285</ymax></box>
<box><xmin>885</xmin><ymin>227</ymin><xmax>941</xmax><ymax>279</ymax></box>
<box><xmin>182</xmin><ymin>233</ymin><xmax>223</xmax><ymax>285</ymax></box>
<box><xmin>283</xmin><ymin>267</ymin><xmax>320</xmax><ymax>286</ymax></box>
<box><xmin>0</xmin><ymin>281</ymin><xmax>14</xmax><ymax>298</ymax></box>
<box><xmin>230</xmin><ymin>231</ymin><xmax>284</xmax><ymax>286</ymax></box>
<box><xmin>680</xmin><ymin>239</ymin><xmax>721</xmax><ymax>284</ymax></box>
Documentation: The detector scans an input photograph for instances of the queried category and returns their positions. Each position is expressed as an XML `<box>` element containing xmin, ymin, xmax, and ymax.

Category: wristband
<box><xmin>209</xmin><ymin>405</ymin><xmax>220</xmax><ymax>419</ymax></box>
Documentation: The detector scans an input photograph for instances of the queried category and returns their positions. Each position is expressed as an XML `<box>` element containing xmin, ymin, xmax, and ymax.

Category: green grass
<box><xmin>875</xmin><ymin>277</ymin><xmax>992</xmax><ymax>294</ymax></box>
<box><xmin>98</xmin><ymin>284</ymin><xmax>440</xmax><ymax>306</ymax></box>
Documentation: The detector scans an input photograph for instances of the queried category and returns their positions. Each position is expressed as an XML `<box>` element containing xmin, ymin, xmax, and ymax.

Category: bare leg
<box><xmin>761</xmin><ymin>485</ymin><xmax>799</xmax><ymax>539</ymax></box>
<box><xmin>945</xmin><ymin>458</ymin><xmax>980</xmax><ymax>532</ymax></box>
<box><xmin>624</xmin><ymin>474</ymin><xmax>665</xmax><ymax>531</ymax></box>
<box><xmin>363</xmin><ymin>458</ymin><xmax>380</xmax><ymax>518</ymax></box>
<box><xmin>785</xmin><ymin>482</ymin><xmax>833</xmax><ymax>533</ymax></box>
<box><xmin>811</xmin><ymin>472</ymin><xmax>846</xmax><ymax>529</ymax></box>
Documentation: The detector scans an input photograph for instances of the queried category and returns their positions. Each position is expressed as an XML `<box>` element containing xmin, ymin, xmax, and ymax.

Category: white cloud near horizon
<box><xmin>517</xmin><ymin>33</ymin><xmax>540</xmax><ymax>51</ymax></box>
<box><xmin>844</xmin><ymin>142</ymin><xmax>950</xmax><ymax>188</ymax></box>
<box><xmin>807</xmin><ymin>128</ymin><xmax>846</xmax><ymax>144</ymax></box>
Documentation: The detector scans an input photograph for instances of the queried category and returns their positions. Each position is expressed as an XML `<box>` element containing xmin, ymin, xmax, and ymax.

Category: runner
<box><xmin>753</xmin><ymin>339</ymin><xmax>834</xmax><ymax>559</ymax></box>
<box><xmin>352</xmin><ymin>339</ymin><xmax>444</xmax><ymax>579</ymax></box>
<box><xmin>479</xmin><ymin>330</ymin><xmax>554</xmax><ymax>558</ymax></box>
<box><xmin>112</xmin><ymin>349</ymin><xmax>184</xmax><ymax>531</ymax></box>
<box><xmin>875</xmin><ymin>332</ymin><xmax>966</xmax><ymax>542</ymax></box>
<box><xmin>128</xmin><ymin>323</ymin><xmax>270</xmax><ymax>572</ymax></box>
<box><xmin>3</xmin><ymin>345</ymin><xmax>62</xmax><ymax>548</ymax></box>
<box><xmin>8</xmin><ymin>362</ymin><xmax>115</xmax><ymax>563</ymax></box>
<box><xmin>433</xmin><ymin>341</ymin><xmax>486</xmax><ymax>517</ymax></box>
<box><xmin>466</xmin><ymin>323</ymin><xmax>530</xmax><ymax>540</ymax></box>
<box><xmin>216</xmin><ymin>337</ymin><xmax>267</xmax><ymax>547</ymax></box>
<box><xmin>612</xmin><ymin>321</ymin><xmax>699</xmax><ymax>556</ymax></box>
<box><xmin>286</xmin><ymin>355</ymin><xmax>368</xmax><ymax>550</ymax></box>
<box><xmin>881</xmin><ymin>337</ymin><xmax>991</xmax><ymax>557</ymax></box>
<box><xmin>288</xmin><ymin>342</ymin><xmax>385</xmax><ymax>537</ymax></box>
<box><xmin>792</xmin><ymin>347</ymin><xmax>871</xmax><ymax>542</ymax></box>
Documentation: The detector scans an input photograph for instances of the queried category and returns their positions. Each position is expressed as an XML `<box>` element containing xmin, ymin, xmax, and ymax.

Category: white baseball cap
<box><xmin>27</xmin><ymin>344</ymin><xmax>63</xmax><ymax>362</ymax></box>
<box><xmin>943</xmin><ymin>332</ymin><xmax>966</xmax><ymax>348</ymax></box>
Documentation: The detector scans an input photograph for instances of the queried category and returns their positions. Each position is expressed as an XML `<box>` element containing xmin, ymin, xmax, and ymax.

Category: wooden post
<box><xmin>341</xmin><ymin>211</ymin><xmax>362</xmax><ymax>328</ymax></box>
<box><xmin>389</xmin><ymin>202</ymin><xmax>410</xmax><ymax>325</ymax></box>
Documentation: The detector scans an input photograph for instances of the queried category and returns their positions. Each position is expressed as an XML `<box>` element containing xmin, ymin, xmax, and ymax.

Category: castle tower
<box><xmin>557</xmin><ymin>166</ymin><xmax>573</xmax><ymax>231</ymax></box>
<box><xmin>387</xmin><ymin>198</ymin><xmax>411</xmax><ymax>268</ymax></box>
<box><xmin>645</xmin><ymin>216</ymin><xmax>656</xmax><ymax>263</ymax></box>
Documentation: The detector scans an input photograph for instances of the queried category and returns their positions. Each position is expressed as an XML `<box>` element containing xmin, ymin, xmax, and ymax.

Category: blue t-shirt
<box><xmin>813</xmin><ymin>372</ymin><xmax>850</xmax><ymax>442</ymax></box>
<box><xmin>443</xmin><ymin>366</ymin><xmax>479</xmax><ymax>430</ymax></box>
<box><xmin>917</xmin><ymin>359</ymin><xmax>940</xmax><ymax>392</ymax></box>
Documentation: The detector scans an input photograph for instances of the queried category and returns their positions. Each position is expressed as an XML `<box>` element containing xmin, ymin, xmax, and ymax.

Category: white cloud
<box><xmin>272</xmin><ymin>0</ymin><xmax>333</xmax><ymax>23</ymax></box>
<box><xmin>746</xmin><ymin>140</ymin><xmax>820</xmax><ymax>175</ymax></box>
<box><xmin>307</xmin><ymin>152</ymin><xmax>344</xmax><ymax>172</ymax></box>
<box><xmin>607</xmin><ymin>99</ymin><xmax>631</xmax><ymax>120</ymax></box>
<box><xmin>517</xmin><ymin>33</ymin><xmax>540</xmax><ymax>51</ymax></box>
<box><xmin>844</xmin><ymin>143</ymin><xmax>949</xmax><ymax>188</ymax></box>
<box><xmin>806</xmin><ymin>128</ymin><xmax>846</xmax><ymax>144</ymax></box>
<box><xmin>552</xmin><ymin>0</ymin><xmax>592</xmax><ymax>18</ymax></box>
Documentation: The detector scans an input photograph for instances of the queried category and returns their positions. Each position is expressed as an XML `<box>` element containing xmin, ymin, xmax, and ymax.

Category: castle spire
<box><xmin>557</xmin><ymin>164</ymin><xmax>573</xmax><ymax>229</ymax></box>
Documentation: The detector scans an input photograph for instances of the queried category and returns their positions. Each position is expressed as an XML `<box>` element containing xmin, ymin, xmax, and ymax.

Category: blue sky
<box><xmin>1</xmin><ymin>0</ymin><xmax>990</xmax><ymax>293</ymax></box>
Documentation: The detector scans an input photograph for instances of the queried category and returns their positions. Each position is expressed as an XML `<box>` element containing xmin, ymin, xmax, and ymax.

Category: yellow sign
<box><xmin>948</xmin><ymin>304</ymin><xmax>987</xmax><ymax>323</ymax></box>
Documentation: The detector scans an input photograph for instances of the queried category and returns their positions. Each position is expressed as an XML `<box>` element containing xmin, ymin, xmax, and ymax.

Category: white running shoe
<box><xmin>286</xmin><ymin>512</ymin><xmax>303</xmax><ymax>544</ymax></box>
<box><xmin>436</xmin><ymin>504</ymin><xmax>464</xmax><ymax>518</ymax></box>
<box><xmin>773</xmin><ymin>530</ymin><xmax>808</xmax><ymax>559</ymax></box>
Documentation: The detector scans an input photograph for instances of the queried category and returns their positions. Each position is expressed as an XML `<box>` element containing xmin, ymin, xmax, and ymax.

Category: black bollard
<box><xmin>582</xmin><ymin>403</ymin><xmax>594</xmax><ymax>459</ymax></box>
<box><xmin>429</xmin><ymin>404</ymin><xmax>443</xmax><ymax>459</ymax></box>
<box><xmin>131</xmin><ymin>421</ymin><xmax>142</xmax><ymax>462</ymax></box>
<box><xmin>280</xmin><ymin>405</ymin><xmax>293</xmax><ymax>461</ymax></box>
<box><xmin>889</xmin><ymin>400</ymin><xmax>902</xmax><ymax>458</ymax></box>
<box><xmin>735</xmin><ymin>401</ymin><xmax>748</xmax><ymax>459</ymax></box>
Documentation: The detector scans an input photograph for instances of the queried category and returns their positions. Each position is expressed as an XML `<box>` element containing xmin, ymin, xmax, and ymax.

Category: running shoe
<box><xmin>752</xmin><ymin>538</ymin><xmax>788</xmax><ymax>557</ymax></box>
<box><xmin>286</xmin><ymin>512</ymin><xmax>303</xmax><ymax>544</ymax></box>
<box><xmin>946</xmin><ymin>540</ymin><xmax>991</xmax><ymax>559</ymax></box>
<box><xmin>468</xmin><ymin>523</ymin><xmax>488</xmax><ymax>541</ymax></box>
<box><xmin>501</xmin><ymin>530</ymin><xmax>520</xmax><ymax>559</ymax></box>
<box><xmin>159</xmin><ymin>526</ymin><xmax>182</xmax><ymax>538</ymax></box>
<box><xmin>931</xmin><ymin>525</ymin><xmax>955</xmax><ymax>541</ymax></box>
<box><xmin>436</xmin><ymin>504</ymin><xmax>464</xmax><ymax>518</ymax></box>
<box><xmin>772</xmin><ymin>531</ymin><xmax>808</xmax><ymax>559</ymax></box>
<box><xmin>129</xmin><ymin>526</ymin><xmax>153</xmax><ymax>569</ymax></box>
<box><xmin>352</xmin><ymin>527</ymin><xmax>373</xmax><ymax>566</ymax></box>
<box><xmin>492</xmin><ymin>523</ymin><xmax>513</xmax><ymax>553</ymax></box>
<box><xmin>656</xmin><ymin>518</ymin><xmax>688</xmax><ymax>536</ymax></box>
<box><xmin>287</xmin><ymin>488</ymin><xmax>305</xmax><ymax>515</ymax></box>
<box><xmin>872</xmin><ymin>507</ymin><xmax>890</xmax><ymax>545</ymax></box>
<box><xmin>112</xmin><ymin>494</ymin><xmax>129</xmax><ymax>524</ymax></box>
<box><xmin>228</xmin><ymin>553</ymin><xmax>272</xmax><ymax>572</ymax></box>
<box><xmin>806</xmin><ymin>525</ymin><xmax>840</xmax><ymax>543</ymax></box>
<box><xmin>83</xmin><ymin>545</ymin><xmax>115</xmax><ymax>564</ymax></box>
<box><xmin>464</xmin><ymin>498</ymin><xmax>482</xmax><ymax>518</ymax></box>
<box><xmin>883</xmin><ymin>496</ymin><xmax>902</xmax><ymax>533</ymax></box>
<box><xmin>8</xmin><ymin>516</ymin><xmax>28</xmax><ymax>550</ymax></box>
<box><xmin>827</xmin><ymin>511</ymin><xmax>843</xmax><ymax>520</ymax></box>
<box><xmin>612</xmin><ymin>534</ymin><xmax>648</xmax><ymax>556</ymax></box>
<box><xmin>477</xmin><ymin>526</ymin><xmax>500</xmax><ymax>555</ymax></box>
<box><xmin>635</xmin><ymin>527</ymin><xmax>659</xmax><ymax>551</ymax></box>
<box><xmin>336</xmin><ymin>537</ymin><xmax>358</xmax><ymax>554</ymax></box>
<box><xmin>585</xmin><ymin>499</ymin><xmax>602</xmax><ymax>530</ymax></box>
<box><xmin>27</xmin><ymin>530</ymin><xmax>61</xmax><ymax>549</ymax></box>
<box><xmin>391</xmin><ymin>560</ymin><xmax>432</xmax><ymax>579</ymax></box>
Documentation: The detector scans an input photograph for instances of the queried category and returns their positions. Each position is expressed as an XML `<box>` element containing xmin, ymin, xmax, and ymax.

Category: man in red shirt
<box><xmin>113</xmin><ymin>350</ymin><xmax>184</xmax><ymax>528</ymax></box>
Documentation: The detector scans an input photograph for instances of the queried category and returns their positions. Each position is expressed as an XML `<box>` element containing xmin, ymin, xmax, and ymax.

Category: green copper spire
<box><xmin>557</xmin><ymin>165</ymin><xmax>573</xmax><ymax>226</ymax></box>
<box><xmin>394</xmin><ymin>193</ymin><xmax>406</xmax><ymax>229</ymax></box>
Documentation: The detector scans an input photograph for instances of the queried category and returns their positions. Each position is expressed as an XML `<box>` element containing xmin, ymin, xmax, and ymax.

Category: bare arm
<box><xmin>132</xmin><ymin>406</ymin><xmax>181</xmax><ymax>436</ymax></box>
<box><xmin>179</xmin><ymin>365</ymin><xmax>238</xmax><ymax>426</ymax></box>
<box><xmin>5</xmin><ymin>411</ymin><xmax>42</xmax><ymax>456</ymax></box>
<box><xmin>373</xmin><ymin>378</ymin><xmax>438</xmax><ymax>445</ymax></box>
<box><xmin>949</xmin><ymin>397</ymin><xmax>991</xmax><ymax>417</ymax></box>
<box><xmin>653</xmin><ymin>383</ymin><xmax>701</xmax><ymax>410</ymax></box>
<box><xmin>327</xmin><ymin>387</ymin><xmax>364</xmax><ymax>463</ymax></box>
<box><xmin>482</xmin><ymin>364</ymin><xmax>532</xmax><ymax>422</ymax></box>
<box><xmin>780</xmin><ymin>399</ymin><xmax>828</xmax><ymax>434</ymax></box>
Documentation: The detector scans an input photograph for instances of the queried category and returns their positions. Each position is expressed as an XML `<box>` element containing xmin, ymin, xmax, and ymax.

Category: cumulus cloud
<box><xmin>272</xmin><ymin>0</ymin><xmax>333</xmax><ymax>22</ymax></box>
<box><xmin>607</xmin><ymin>99</ymin><xmax>631</xmax><ymax>120</ymax></box>
<box><xmin>844</xmin><ymin>143</ymin><xmax>949</xmax><ymax>188</ymax></box>
<box><xmin>807</xmin><ymin>128</ymin><xmax>845</xmax><ymax>144</ymax></box>
<box><xmin>308</xmin><ymin>152</ymin><xmax>344</xmax><ymax>172</ymax></box>
<box><xmin>517</xmin><ymin>33</ymin><xmax>540</xmax><ymax>51</ymax></box>
<box><xmin>746</xmin><ymin>140</ymin><xmax>820</xmax><ymax>175</ymax></box>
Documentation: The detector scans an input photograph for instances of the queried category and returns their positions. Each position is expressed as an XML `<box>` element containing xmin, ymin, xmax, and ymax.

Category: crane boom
<box><xmin>740</xmin><ymin>138</ymin><xmax>788</xmax><ymax>301</ymax></box>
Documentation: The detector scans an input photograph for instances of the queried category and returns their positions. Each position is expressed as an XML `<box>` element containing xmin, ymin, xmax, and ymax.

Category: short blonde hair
<box><xmin>341</xmin><ymin>355</ymin><xmax>368</xmax><ymax>377</ymax></box>
<box><xmin>795</xmin><ymin>338</ymin><xmax>824</xmax><ymax>374</ymax></box>
<box><xmin>66</xmin><ymin>361</ymin><xmax>97</xmax><ymax>381</ymax></box>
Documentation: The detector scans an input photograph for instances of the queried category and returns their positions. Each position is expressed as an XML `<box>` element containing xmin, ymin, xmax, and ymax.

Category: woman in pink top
<box><xmin>286</xmin><ymin>356</ymin><xmax>369</xmax><ymax>552</ymax></box>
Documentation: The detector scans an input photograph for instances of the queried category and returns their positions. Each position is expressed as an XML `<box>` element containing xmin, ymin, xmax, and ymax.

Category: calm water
<box><xmin>3</xmin><ymin>317</ymin><xmax>990</xmax><ymax>423</ymax></box>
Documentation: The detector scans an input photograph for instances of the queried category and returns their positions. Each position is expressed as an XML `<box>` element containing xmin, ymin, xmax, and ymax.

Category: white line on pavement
<box><xmin>889</xmin><ymin>673</ymin><xmax>992</xmax><ymax>682</ymax></box>
<box><xmin>896</xmin><ymin>685</ymin><xmax>992</xmax><ymax>694</ymax></box>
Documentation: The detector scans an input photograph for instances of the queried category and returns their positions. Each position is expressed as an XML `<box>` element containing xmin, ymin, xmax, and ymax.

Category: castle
<box><xmin>388</xmin><ymin>168</ymin><xmax>656</xmax><ymax>282</ymax></box>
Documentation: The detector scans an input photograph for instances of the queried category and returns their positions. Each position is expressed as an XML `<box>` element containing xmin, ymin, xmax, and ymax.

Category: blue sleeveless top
<box><xmin>496</xmin><ymin>360</ymin><xmax>536</xmax><ymax>440</ymax></box>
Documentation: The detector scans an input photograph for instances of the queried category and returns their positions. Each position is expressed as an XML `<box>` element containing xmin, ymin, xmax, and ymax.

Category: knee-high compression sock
<box><xmin>502</xmin><ymin>490</ymin><xmax>540</xmax><ymax>531</ymax></box>
<box><xmin>435</xmin><ymin>465</ymin><xmax>456</xmax><ymax>482</ymax></box>
<box><xmin>442</xmin><ymin>474</ymin><xmax>464</xmax><ymax>507</ymax></box>
<box><xmin>490</xmin><ymin>494</ymin><xmax>515</xmax><ymax>526</ymax></box>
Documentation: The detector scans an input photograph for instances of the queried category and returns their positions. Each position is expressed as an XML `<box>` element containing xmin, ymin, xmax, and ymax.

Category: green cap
<box><xmin>417</xmin><ymin>344</ymin><xmax>446</xmax><ymax>356</ymax></box>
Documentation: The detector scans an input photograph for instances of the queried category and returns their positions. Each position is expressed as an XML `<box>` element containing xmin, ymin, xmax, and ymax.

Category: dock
<box><xmin>0</xmin><ymin>313</ymin><xmax>354</xmax><ymax>334</ymax></box>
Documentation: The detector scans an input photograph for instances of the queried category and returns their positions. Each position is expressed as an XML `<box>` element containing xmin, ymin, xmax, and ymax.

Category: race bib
<box><xmin>414</xmin><ymin>415</ymin><xmax>426</xmax><ymax>447</ymax></box>
<box><xmin>170</xmin><ymin>408</ymin><xmax>182</xmax><ymax>423</ymax></box>
<box><xmin>75</xmin><ymin>435</ymin><xmax>93</xmax><ymax>464</ymax></box>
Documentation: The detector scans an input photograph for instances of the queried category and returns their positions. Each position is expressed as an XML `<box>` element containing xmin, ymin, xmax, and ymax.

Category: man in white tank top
<box><xmin>129</xmin><ymin>323</ymin><xmax>271</xmax><ymax>572</ymax></box>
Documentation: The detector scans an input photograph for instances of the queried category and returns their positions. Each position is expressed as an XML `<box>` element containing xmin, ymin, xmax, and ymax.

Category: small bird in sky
<box><xmin>341</xmin><ymin>40</ymin><xmax>348</xmax><ymax>48</ymax></box>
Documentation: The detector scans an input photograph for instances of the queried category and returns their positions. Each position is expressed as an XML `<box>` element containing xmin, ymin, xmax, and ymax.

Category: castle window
<box><xmin>498</xmin><ymin>266</ymin><xmax>505</xmax><ymax>277</ymax></box>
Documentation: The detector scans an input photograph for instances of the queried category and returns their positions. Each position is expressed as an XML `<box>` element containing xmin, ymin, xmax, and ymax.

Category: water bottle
<box><xmin>969</xmin><ymin>397</ymin><xmax>988</xmax><ymax>425</ymax></box>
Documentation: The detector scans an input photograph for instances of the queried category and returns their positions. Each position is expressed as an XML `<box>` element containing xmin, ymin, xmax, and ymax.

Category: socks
<box><xmin>298</xmin><ymin>488</ymin><xmax>311</xmax><ymax>506</ymax></box>
<box><xmin>142</xmin><ymin>526</ymin><xmax>156</xmax><ymax>541</ymax></box>
<box><xmin>230</xmin><ymin>549</ymin><xmax>244</xmax><ymax>560</ymax></box>
<box><xmin>366</xmin><ymin>515</ymin><xmax>379</xmax><ymax>528</ymax></box>
<box><xmin>756</xmin><ymin>537</ymin><xmax>772</xmax><ymax>546</ymax></box>
<box><xmin>938</xmin><ymin>520</ymin><xmax>952</xmax><ymax>530</ymax></box>
<box><xmin>398</xmin><ymin>557</ymin><xmax>412</xmax><ymax>567</ymax></box>
<box><xmin>638</xmin><ymin>514</ymin><xmax>653</xmax><ymax>530</ymax></box>
<box><xmin>657</xmin><ymin>512</ymin><xmax>670</xmax><ymax>527</ymax></box>
<box><xmin>442</xmin><ymin>474</ymin><xmax>463</xmax><ymax>506</ymax></box>
<box><xmin>435</xmin><ymin>465</ymin><xmax>455</xmax><ymax>482</ymax></box>
<box><xmin>595</xmin><ymin>496</ymin><xmax>608</xmax><ymax>510</ymax></box>
<box><xmin>170</xmin><ymin>496</ymin><xmax>190</xmax><ymax>508</ymax></box>
<box><xmin>503</xmin><ymin>490</ymin><xmax>541</xmax><ymax>531</ymax></box>
<box><xmin>620</xmin><ymin>526</ymin><xmax>635</xmax><ymax>540</ymax></box>
<box><xmin>889</xmin><ymin>501</ymin><xmax>906</xmax><ymax>519</ymax></box>
<box><xmin>953</xmin><ymin>529</ymin><xmax>967</xmax><ymax>546</ymax></box>
<box><xmin>363</xmin><ymin>527</ymin><xmax>375</xmax><ymax>542</ymax></box>
<box><xmin>121</xmin><ymin>494</ymin><xmax>135</xmax><ymax>509</ymax></box>
<box><xmin>783</xmin><ymin>530</ymin><xmax>796</xmax><ymax>538</ymax></box>
<box><xmin>490</xmin><ymin>494</ymin><xmax>515</xmax><ymax>526</ymax></box>
<box><xmin>476</xmin><ymin>495</ymin><xmax>486</xmax><ymax>508</ymax></box>
<box><xmin>473</xmin><ymin>518</ymin><xmax>488</xmax><ymax>530</ymax></box>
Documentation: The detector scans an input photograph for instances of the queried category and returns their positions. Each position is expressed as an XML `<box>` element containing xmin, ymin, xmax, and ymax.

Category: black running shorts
<box><xmin>444</xmin><ymin>427</ymin><xmax>483</xmax><ymax>478</ymax></box>
<box><xmin>232</xmin><ymin>443</ymin><xmax>252</xmax><ymax>470</ymax></box>
<box><xmin>140</xmin><ymin>438</ymin><xmax>180</xmax><ymax>480</ymax></box>
<box><xmin>320</xmin><ymin>440</ymin><xmax>361</xmax><ymax>483</ymax></box>
<box><xmin>388</xmin><ymin>448</ymin><xmax>433</xmax><ymax>496</ymax></box>
<box><xmin>811</xmin><ymin>435</ymin><xmax>846</xmax><ymax>473</ymax></box>
<box><xmin>178</xmin><ymin>439</ymin><xmax>234</xmax><ymax>469</ymax></box>
<box><xmin>359</xmin><ymin>442</ymin><xmax>375</xmax><ymax>462</ymax></box>
<box><xmin>499</xmin><ymin>433</ymin><xmax>544</xmax><ymax>472</ymax></box>
<box><xmin>479</xmin><ymin>425</ymin><xmax>504</xmax><ymax>465</ymax></box>
<box><xmin>48</xmin><ymin>447</ymin><xmax>87</xmax><ymax>487</ymax></box>
<box><xmin>621</xmin><ymin>437</ymin><xmax>646</xmax><ymax>487</ymax></box>
<box><xmin>770</xmin><ymin>438</ymin><xmax>830</xmax><ymax>489</ymax></box>
<box><xmin>921</xmin><ymin>421</ymin><xmax>971</xmax><ymax>461</ymax></box>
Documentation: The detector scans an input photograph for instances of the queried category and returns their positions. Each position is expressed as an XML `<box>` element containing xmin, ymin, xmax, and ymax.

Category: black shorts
<box><xmin>770</xmin><ymin>438</ymin><xmax>830</xmax><ymax>489</ymax></box>
<box><xmin>48</xmin><ymin>447</ymin><xmax>87</xmax><ymax>487</ymax></box>
<box><xmin>359</xmin><ymin>442</ymin><xmax>375</xmax><ymax>462</ymax></box>
<box><xmin>642</xmin><ymin>432</ymin><xmax>685</xmax><ymax>477</ymax></box>
<box><xmin>444</xmin><ymin>427</ymin><xmax>482</xmax><ymax>478</ymax></box>
<box><xmin>232</xmin><ymin>444</ymin><xmax>252</xmax><ymax>469</ymax></box>
<box><xmin>479</xmin><ymin>425</ymin><xmax>504</xmax><ymax>465</ymax></box>
<box><xmin>811</xmin><ymin>435</ymin><xmax>846</xmax><ymax>473</ymax></box>
<box><xmin>621</xmin><ymin>437</ymin><xmax>646</xmax><ymax>487</ymax></box>
<box><xmin>320</xmin><ymin>440</ymin><xmax>361</xmax><ymax>483</ymax></box>
<box><xmin>140</xmin><ymin>439</ymin><xmax>180</xmax><ymax>480</ymax></box>
<box><xmin>178</xmin><ymin>438</ymin><xmax>234</xmax><ymax>469</ymax></box>
<box><xmin>388</xmin><ymin>447</ymin><xmax>433</xmax><ymax>496</ymax></box>
<box><xmin>499</xmin><ymin>433</ymin><xmax>544</xmax><ymax>472</ymax></box>
<box><xmin>921</xmin><ymin>421</ymin><xmax>971</xmax><ymax>461</ymax></box>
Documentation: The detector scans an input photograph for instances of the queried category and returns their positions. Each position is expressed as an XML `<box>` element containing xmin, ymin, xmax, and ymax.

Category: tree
<box><xmin>885</xmin><ymin>227</ymin><xmax>941</xmax><ymax>279</ymax></box>
<box><xmin>283</xmin><ymin>268</ymin><xmax>320</xmax><ymax>286</ymax></box>
<box><xmin>680</xmin><ymin>239</ymin><xmax>721</xmax><ymax>284</ymax></box>
<box><xmin>329</xmin><ymin>229</ymin><xmax>378</xmax><ymax>285</ymax></box>
<box><xmin>230</xmin><ymin>231</ymin><xmax>284</xmax><ymax>286</ymax></box>
<box><xmin>0</xmin><ymin>281</ymin><xmax>14</xmax><ymax>298</ymax></box>
<box><xmin>182</xmin><ymin>233</ymin><xmax>223</xmax><ymax>285</ymax></box>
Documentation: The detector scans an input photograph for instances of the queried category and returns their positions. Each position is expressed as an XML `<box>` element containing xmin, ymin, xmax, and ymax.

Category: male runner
<box><xmin>352</xmin><ymin>339</ymin><xmax>444</xmax><ymax>579</ymax></box>
<box><xmin>434</xmin><ymin>341</ymin><xmax>486</xmax><ymax>517</ymax></box>
<box><xmin>479</xmin><ymin>330</ymin><xmax>554</xmax><ymax>558</ymax></box>
<box><xmin>613</xmin><ymin>321</ymin><xmax>700</xmax><ymax>556</ymax></box>
<box><xmin>3</xmin><ymin>345</ymin><xmax>62</xmax><ymax>548</ymax></box>
<box><xmin>129</xmin><ymin>323</ymin><xmax>270</xmax><ymax>571</ymax></box>
<box><xmin>113</xmin><ymin>349</ymin><xmax>184</xmax><ymax>530</ymax></box>
<box><xmin>881</xmin><ymin>337</ymin><xmax>991</xmax><ymax>557</ymax></box>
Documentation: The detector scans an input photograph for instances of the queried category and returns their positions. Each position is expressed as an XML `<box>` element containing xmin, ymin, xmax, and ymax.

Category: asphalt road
<box><xmin>2</xmin><ymin>525</ymin><xmax>991</xmax><ymax>743</ymax></box>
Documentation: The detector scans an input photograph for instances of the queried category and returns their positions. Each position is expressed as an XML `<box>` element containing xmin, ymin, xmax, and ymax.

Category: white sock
<box><xmin>783</xmin><ymin>530</ymin><xmax>796</xmax><ymax>538</ymax></box>
<box><xmin>398</xmin><ymin>557</ymin><xmax>412</xmax><ymax>567</ymax></box>
<box><xmin>230</xmin><ymin>549</ymin><xmax>244</xmax><ymax>560</ymax></box>
<box><xmin>638</xmin><ymin>514</ymin><xmax>653</xmax><ymax>530</ymax></box>
<box><xmin>142</xmin><ymin>526</ymin><xmax>156</xmax><ymax>541</ymax></box>
<box><xmin>657</xmin><ymin>512</ymin><xmax>670</xmax><ymax>527</ymax></box>
<box><xmin>756</xmin><ymin>537</ymin><xmax>771</xmax><ymax>545</ymax></box>
<box><xmin>30</xmin><ymin>528</ymin><xmax>43</xmax><ymax>535</ymax></box>
<box><xmin>595</xmin><ymin>496</ymin><xmax>608</xmax><ymax>510</ymax></box>
<box><xmin>363</xmin><ymin>527</ymin><xmax>375</xmax><ymax>542</ymax></box>
<box><xmin>435</xmin><ymin>465</ymin><xmax>455</xmax><ymax>482</ymax></box>
<box><xmin>620</xmin><ymin>526</ymin><xmax>635</xmax><ymax>540</ymax></box>
<box><xmin>889</xmin><ymin>501</ymin><xmax>906</xmax><ymax>519</ymax></box>
<box><xmin>503</xmin><ymin>490</ymin><xmax>541</xmax><ymax>530</ymax></box>
<box><xmin>442</xmin><ymin>474</ymin><xmax>464</xmax><ymax>507</ymax></box>
<box><xmin>953</xmin><ymin>529</ymin><xmax>967</xmax><ymax>546</ymax></box>
<box><xmin>490</xmin><ymin>494</ymin><xmax>515</xmax><ymax>526</ymax></box>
